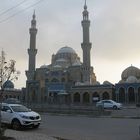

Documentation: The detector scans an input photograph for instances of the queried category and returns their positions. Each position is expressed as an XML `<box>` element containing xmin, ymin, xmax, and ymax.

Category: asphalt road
<box><xmin>26</xmin><ymin>113</ymin><xmax>140</xmax><ymax>140</ymax></box>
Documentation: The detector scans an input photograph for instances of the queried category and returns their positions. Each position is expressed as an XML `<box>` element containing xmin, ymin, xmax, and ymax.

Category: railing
<box><xmin>23</xmin><ymin>103</ymin><xmax>111</xmax><ymax>116</ymax></box>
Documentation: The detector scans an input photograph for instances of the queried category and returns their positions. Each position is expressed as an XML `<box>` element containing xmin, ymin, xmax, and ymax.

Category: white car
<box><xmin>96</xmin><ymin>100</ymin><xmax>122</xmax><ymax>110</ymax></box>
<box><xmin>1</xmin><ymin>103</ymin><xmax>41</xmax><ymax>130</ymax></box>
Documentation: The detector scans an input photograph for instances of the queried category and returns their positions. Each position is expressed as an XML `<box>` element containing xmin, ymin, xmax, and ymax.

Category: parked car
<box><xmin>3</xmin><ymin>98</ymin><xmax>21</xmax><ymax>104</ymax></box>
<box><xmin>96</xmin><ymin>100</ymin><xmax>122</xmax><ymax>110</ymax></box>
<box><xmin>1</xmin><ymin>103</ymin><xmax>41</xmax><ymax>130</ymax></box>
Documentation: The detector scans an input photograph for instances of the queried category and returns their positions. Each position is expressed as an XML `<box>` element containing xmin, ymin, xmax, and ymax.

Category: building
<box><xmin>25</xmin><ymin>2</ymin><xmax>114</xmax><ymax>105</ymax></box>
<box><xmin>115</xmin><ymin>65</ymin><xmax>140</xmax><ymax>104</ymax></box>
<box><xmin>1</xmin><ymin>80</ymin><xmax>21</xmax><ymax>101</ymax></box>
<box><xmin>25</xmin><ymin>2</ymin><xmax>140</xmax><ymax>105</ymax></box>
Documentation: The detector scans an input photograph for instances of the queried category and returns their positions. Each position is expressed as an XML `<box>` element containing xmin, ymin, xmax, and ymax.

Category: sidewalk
<box><xmin>5</xmin><ymin>129</ymin><xmax>57</xmax><ymax>140</ymax></box>
<box><xmin>111</xmin><ymin>106</ymin><xmax>140</xmax><ymax>118</ymax></box>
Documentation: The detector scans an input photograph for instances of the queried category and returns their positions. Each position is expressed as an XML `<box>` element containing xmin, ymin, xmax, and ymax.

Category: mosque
<box><xmin>2</xmin><ymin>80</ymin><xmax>21</xmax><ymax>101</ymax></box>
<box><xmin>24</xmin><ymin>2</ymin><xmax>140</xmax><ymax>105</ymax></box>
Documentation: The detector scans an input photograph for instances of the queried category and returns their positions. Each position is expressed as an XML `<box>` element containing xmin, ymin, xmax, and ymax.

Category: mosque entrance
<box><xmin>49</xmin><ymin>92</ymin><xmax>58</xmax><ymax>103</ymax></box>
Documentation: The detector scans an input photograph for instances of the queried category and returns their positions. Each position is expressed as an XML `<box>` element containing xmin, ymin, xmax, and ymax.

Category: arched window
<box><xmin>32</xmin><ymin>90</ymin><xmax>36</xmax><ymax>102</ymax></box>
<box><xmin>138</xmin><ymin>87</ymin><xmax>140</xmax><ymax>103</ymax></box>
<box><xmin>46</xmin><ymin>79</ymin><xmax>49</xmax><ymax>83</ymax></box>
<box><xmin>51</xmin><ymin>78</ymin><xmax>59</xmax><ymax>83</ymax></box>
<box><xmin>128</xmin><ymin>87</ymin><xmax>135</xmax><ymax>103</ymax></box>
<box><xmin>83</xmin><ymin>92</ymin><xmax>90</xmax><ymax>103</ymax></box>
<box><xmin>5</xmin><ymin>95</ymin><xmax>8</xmax><ymax>99</ymax></box>
<box><xmin>119</xmin><ymin>87</ymin><xmax>125</xmax><ymax>103</ymax></box>
<box><xmin>74</xmin><ymin>92</ymin><xmax>80</xmax><ymax>103</ymax></box>
<box><xmin>102</xmin><ymin>92</ymin><xmax>110</xmax><ymax>100</ymax></box>
<box><xmin>92</xmin><ymin>92</ymin><xmax>99</xmax><ymax>102</ymax></box>
<box><xmin>61</xmin><ymin>78</ymin><xmax>65</xmax><ymax>83</ymax></box>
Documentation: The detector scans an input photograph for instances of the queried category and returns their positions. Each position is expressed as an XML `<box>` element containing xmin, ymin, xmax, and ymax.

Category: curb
<box><xmin>5</xmin><ymin>129</ymin><xmax>57</xmax><ymax>140</ymax></box>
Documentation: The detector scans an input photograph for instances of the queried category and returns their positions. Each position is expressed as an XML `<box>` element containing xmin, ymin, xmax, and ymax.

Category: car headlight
<box><xmin>19</xmin><ymin>114</ymin><xmax>29</xmax><ymax>119</ymax></box>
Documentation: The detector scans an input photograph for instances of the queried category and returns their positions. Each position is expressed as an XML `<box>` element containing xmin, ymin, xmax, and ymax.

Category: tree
<box><xmin>0</xmin><ymin>50</ymin><xmax>20</xmax><ymax>138</ymax></box>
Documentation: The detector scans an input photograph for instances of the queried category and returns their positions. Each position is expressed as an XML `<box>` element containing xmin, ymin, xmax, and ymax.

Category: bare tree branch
<box><xmin>0</xmin><ymin>50</ymin><xmax>20</xmax><ymax>134</ymax></box>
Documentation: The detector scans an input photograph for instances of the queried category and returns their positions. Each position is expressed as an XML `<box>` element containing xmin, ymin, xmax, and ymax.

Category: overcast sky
<box><xmin>1</xmin><ymin>0</ymin><xmax>140</xmax><ymax>88</ymax></box>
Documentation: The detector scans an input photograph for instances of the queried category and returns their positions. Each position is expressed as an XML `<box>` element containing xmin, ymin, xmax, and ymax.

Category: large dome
<box><xmin>57</xmin><ymin>46</ymin><xmax>76</xmax><ymax>54</ymax></box>
<box><xmin>121</xmin><ymin>65</ymin><xmax>140</xmax><ymax>80</ymax></box>
<box><xmin>52</xmin><ymin>46</ymin><xmax>79</xmax><ymax>68</ymax></box>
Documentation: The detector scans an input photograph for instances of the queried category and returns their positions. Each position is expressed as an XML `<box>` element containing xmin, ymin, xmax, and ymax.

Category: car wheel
<box><xmin>12</xmin><ymin>119</ymin><xmax>21</xmax><ymax>130</ymax></box>
<box><xmin>113</xmin><ymin>105</ymin><xmax>117</xmax><ymax>110</ymax></box>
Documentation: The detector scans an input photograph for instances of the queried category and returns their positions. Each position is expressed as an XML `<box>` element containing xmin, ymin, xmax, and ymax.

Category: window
<box><xmin>104</xmin><ymin>101</ymin><xmax>111</xmax><ymax>104</ymax></box>
<box><xmin>2</xmin><ymin>106</ymin><xmax>11</xmax><ymax>112</ymax></box>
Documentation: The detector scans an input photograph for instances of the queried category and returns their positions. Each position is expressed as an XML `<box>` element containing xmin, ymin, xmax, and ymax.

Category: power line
<box><xmin>0</xmin><ymin>0</ymin><xmax>28</xmax><ymax>17</ymax></box>
<box><xmin>0</xmin><ymin>0</ymin><xmax>44</xmax><ymax>24</ymax></box>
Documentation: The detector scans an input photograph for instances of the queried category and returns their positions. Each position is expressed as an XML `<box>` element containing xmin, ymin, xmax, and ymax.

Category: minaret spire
<box><xmin>33</xmin><ymin>10</ymin><xmax>35</xmax><ymax>19</ymax></box>
<box><xmin>81</xmin><ymin>0</ymin><xmax>92</xmax><ymax>83</ymax></box>
<box><xmin>26</xmin><ymin>11</ymin><xmax>38</xmax><ymax>81</ymax></box>
<box><xmin>31</xmin><ymin>10</ymin><xmax>36</xmax><ymax>28</ymax></box>
<box><xmin>83</xmin><ymin>0</ymin><xmax>88</xmax><ymax>21</ymax></box>
<box><xmin>84</xmin><ymin>0</ymin><xmax>87</xmax><ymax>10</ymax></box>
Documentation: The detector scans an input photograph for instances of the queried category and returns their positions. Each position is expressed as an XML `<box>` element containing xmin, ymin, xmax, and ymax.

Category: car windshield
<box><xmin>11</xmin><ymin>105</ymin><xmax>30</xmax><ymax>112</ymax></box>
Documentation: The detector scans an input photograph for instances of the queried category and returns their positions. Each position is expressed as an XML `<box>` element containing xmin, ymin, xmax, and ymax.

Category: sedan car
<box><xmin>96</xmin><ymin>100</ymin><xmax>122</xmax><ymax>110</ymax></box>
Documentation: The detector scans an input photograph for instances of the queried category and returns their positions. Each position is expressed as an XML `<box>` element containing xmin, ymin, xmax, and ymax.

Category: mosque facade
<box><xmin>115</xmin><ymin>65</ymin><xmax>140</xmax><ymax>104</ymax></box>
<box><xmin>24</xmin><ymin>2</ymin><xmax>140</xmax><ymax>105</ymax></box>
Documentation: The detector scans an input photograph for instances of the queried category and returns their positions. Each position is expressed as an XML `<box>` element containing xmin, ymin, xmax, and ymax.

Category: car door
<box><xmin>103</xmin><ymin>100</ymin><xmax>112</xmax><ymax>108</ymax></box>
<box><xmin>1</xmin><ymin>105</ymin><xmax>12</xmax><ymax>124</ymax></box>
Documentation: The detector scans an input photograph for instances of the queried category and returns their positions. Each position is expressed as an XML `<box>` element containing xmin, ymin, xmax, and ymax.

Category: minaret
<box><xmin>26</xmin><ymin>11</ymin><xmax>37</xmax><ymax>81</ymax></box>
<box><xmin>81</xmin><ymin>0</ymin><xmax>92</xmax><ymax>83</ymax></box>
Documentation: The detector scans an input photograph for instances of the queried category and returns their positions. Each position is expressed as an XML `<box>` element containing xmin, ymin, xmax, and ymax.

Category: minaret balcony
<box><xmin>28</xmin><ymin>49</ymin><xmax>37</xmax><ymax>55</ymax></box>
<box><xmin>29</xmin><ymin>28</ymin><xmax>37</xmax><ymax>34</ymax></box>
<box><xmin>81</xmin><ymin>20</ymin><xmax>90</xmax><ymax>25</ymax></box>
<box><xmin>81</xmin><ymin>43</ymin><xmax>92</xmax><ymax>49</ymax></box>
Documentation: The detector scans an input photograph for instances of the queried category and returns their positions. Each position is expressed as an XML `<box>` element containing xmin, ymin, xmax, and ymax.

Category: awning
<box><xmin>48</xmin><ymin>84</ymin><xmax>65</xmax><ymax>92</ymax></box>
